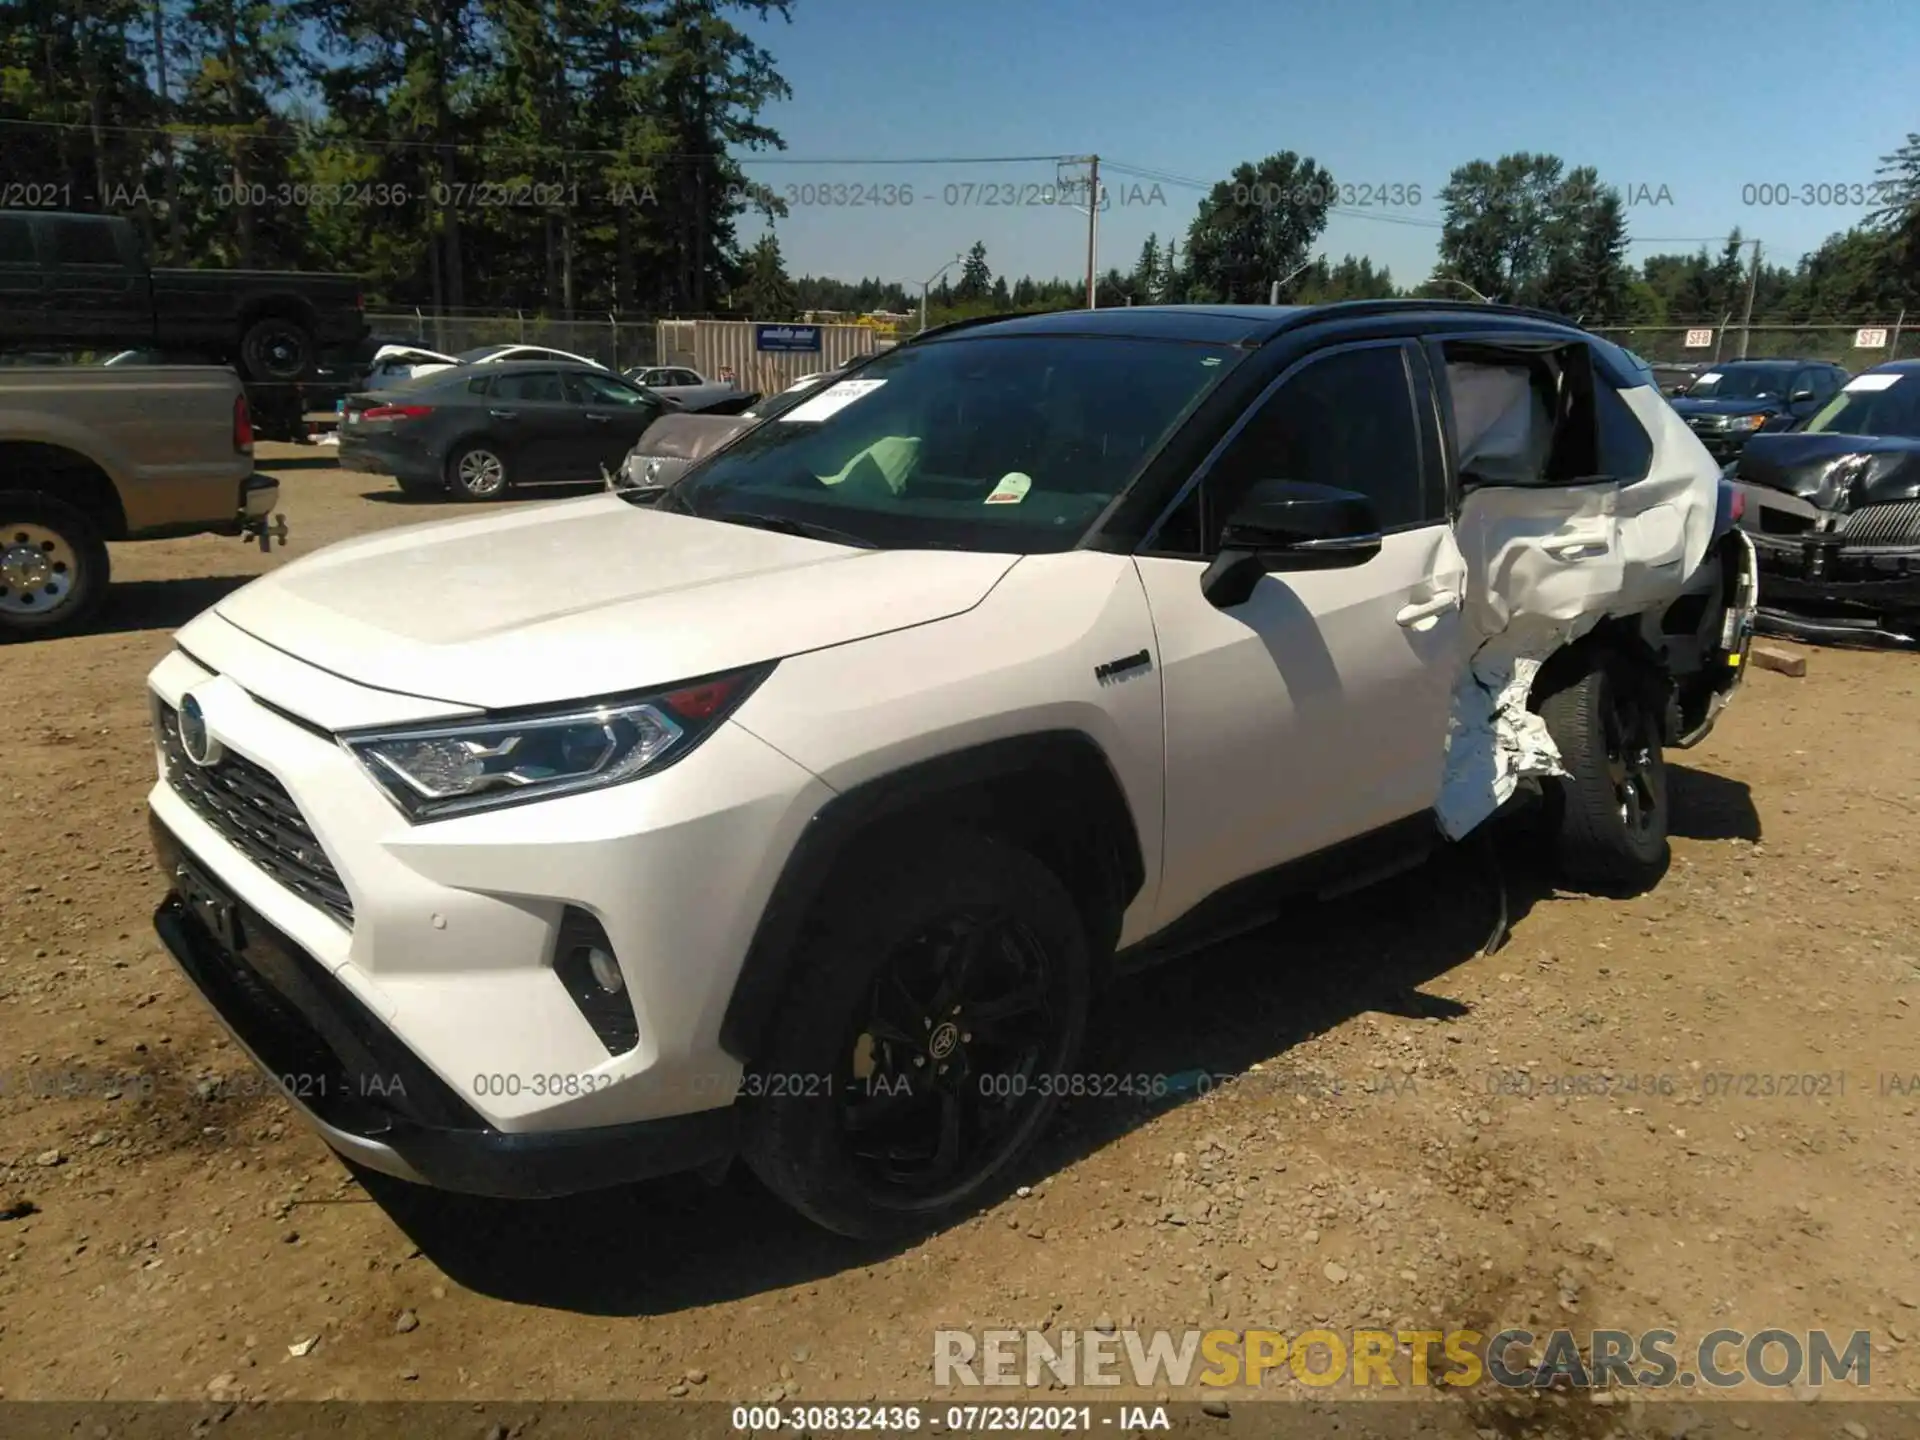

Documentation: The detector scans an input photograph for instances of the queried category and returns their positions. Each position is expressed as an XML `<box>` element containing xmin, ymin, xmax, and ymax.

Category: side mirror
<box><xmin>1790</xmin><ymin>389</ymin><xmax>1815</xmax><ymax>404</ymax></box>
<box><xmin>1200</xmin><ymin>480</ymin><xmax>1382</xmax><ymax>610</ymax></box>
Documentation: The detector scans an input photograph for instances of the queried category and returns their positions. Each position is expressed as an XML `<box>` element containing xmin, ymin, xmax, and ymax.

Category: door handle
<box><xmin>1544</xmin><ymin>539</ymin><xmax>1608</xmax><ymax>560</ymax></box>
<box><xmin>489</xmin><ymin>408</ymin><xmax>519</xmax><ymax>419</ymax></box>
<box><xmin>1395</xmin><ymin>590</ymin><xmax>1462</xmax><ymax>628</ymax></box>
<box><xmin>584</xmin><ymin>412</ymin><xmax>610</xmax><ymax>423</ymax></box>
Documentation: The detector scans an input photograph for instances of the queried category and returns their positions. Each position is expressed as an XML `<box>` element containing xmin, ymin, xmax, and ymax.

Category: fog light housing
<box><xmin>553</xmin><ymin>908</ymin><xmax>639</xmax><ymax>1055</ymax></box>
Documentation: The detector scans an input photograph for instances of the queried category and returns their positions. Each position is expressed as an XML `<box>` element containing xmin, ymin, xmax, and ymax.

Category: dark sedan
<box><xmin>338</xmin><ymin>361</ymin><xmax>668</xmax><ymax>500</ymax></box>
<box><xmin>1669</xmin><ymin>359</ymin><xmax>1849</xmax><ymax>461</ymax></box>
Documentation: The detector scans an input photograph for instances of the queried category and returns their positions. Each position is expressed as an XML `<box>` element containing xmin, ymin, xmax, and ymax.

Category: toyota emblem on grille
<box><xmin>179</xmin><ymin>693</ymin><xmax>221</xmax><ymax>767</ymax></box>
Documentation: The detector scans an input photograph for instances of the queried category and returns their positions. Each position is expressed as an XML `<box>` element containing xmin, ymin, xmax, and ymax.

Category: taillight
<box><xmin>233</xmin><ymin>394</ymin><xmax>254</xmax><ymax>452</ymax></box>
<box><xmin>359</xmin><ymin>404</ymin><xmax>436</xmax><ymax>422</ymax></box>
<box><xmin>1729</xmin><ymin>487</ymin><xmax>1747</xmax><ymax>523</ymax></box>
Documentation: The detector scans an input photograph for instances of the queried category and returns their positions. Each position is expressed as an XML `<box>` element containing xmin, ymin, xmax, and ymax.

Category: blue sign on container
<box><xmin>754</xmin><ymin>323</ymin><xmax>823</xmax><ymax>354</ymax></box>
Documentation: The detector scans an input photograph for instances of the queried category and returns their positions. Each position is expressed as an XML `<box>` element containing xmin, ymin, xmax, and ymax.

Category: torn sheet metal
<box><xmin>1433</xmin><ymin>371</ymin><xmax>1721</xmax><ymax>840</ymax></box>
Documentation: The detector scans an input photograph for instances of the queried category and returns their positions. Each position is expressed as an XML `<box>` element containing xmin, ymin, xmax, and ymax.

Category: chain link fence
<box><xmin>1587</xmin><ymin>320</ymin><xmax>1910</xmax><ymax>368</ymax></box>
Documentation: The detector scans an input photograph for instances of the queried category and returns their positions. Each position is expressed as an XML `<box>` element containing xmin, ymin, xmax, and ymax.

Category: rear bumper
<box><xmin>149</xmin><ymin>813</ymin><xmax>738</xmax><ymax>1198</ymax></box>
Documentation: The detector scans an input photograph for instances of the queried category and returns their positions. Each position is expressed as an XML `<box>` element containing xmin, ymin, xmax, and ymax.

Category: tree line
<box><xmin>0</xmin><ymin>0</ymin><xmax>795</xmax><ymax>315</ymax></box>
<box><xmin>795</xmin><ymin>142</ymin><xmax>1920</xmax><ymax>331</ymax></box>
<box><xmin>3</xmin><ymin>9</ymin><xmax>1915</xmax><ymax>330</ymax></box>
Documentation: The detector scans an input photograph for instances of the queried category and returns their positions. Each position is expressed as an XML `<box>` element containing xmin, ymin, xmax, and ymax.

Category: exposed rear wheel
<box><xmin>1538</xmin><ymin>653</ymin><xmax>1669</xmax><ymax>894</ymax></box>
<box><xmin>0</xmin><ymin>493</ymin><xmax>110</xmax><ymax>641</ymax></box>
<box><xmin>741</xmin><ymin>831</ymin><xmax>1090</xmax><ymax>1240</ymax></box>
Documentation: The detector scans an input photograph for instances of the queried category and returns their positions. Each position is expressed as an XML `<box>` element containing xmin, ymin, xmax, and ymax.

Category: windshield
<box><xmin>1803</xmin><ymin>373</ymin><xmax>1920</xmax><ymax>438</ymax></box>
<box><xmin>1685</xmin><ymin>365</ymin><xmax>1796</xmax><ymax>401</ymax></box>
<box><xmin>664</xmin><ymin>334</ymin><xmax>1244</xmax><ymax>552</ymax></box>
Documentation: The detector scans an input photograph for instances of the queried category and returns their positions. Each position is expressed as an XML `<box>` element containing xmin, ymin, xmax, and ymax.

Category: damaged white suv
<box><xmin>146</xmin><ymin>302</ymin><xmax>1757</xmax><ymax>1238</ymax></box>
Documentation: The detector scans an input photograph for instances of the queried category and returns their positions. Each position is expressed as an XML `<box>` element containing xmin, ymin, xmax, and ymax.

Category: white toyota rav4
<box><xmin>147</xmin><ymin>302</ymin><xmax>1758</xmax><ymax>1238</ymax></box>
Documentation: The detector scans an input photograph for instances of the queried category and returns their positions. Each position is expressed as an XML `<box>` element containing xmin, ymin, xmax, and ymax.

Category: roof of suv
<box><xmin>911</xmin><ymin>299</ymin><xmax>1588</xmax><ymax>348</ymax></box>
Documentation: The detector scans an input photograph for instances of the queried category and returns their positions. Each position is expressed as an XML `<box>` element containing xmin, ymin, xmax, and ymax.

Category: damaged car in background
<box><xmin>608</xmin><ymin>370</ymin><xmax>848</xmax><ymax>497</ymax></box>
<box><xmin>1726</xmin><ymin>358</ymin><xmax>1920</xmax><ymax>646</ymax></box>
<box><xmin>142</xmin><ymin>301</ymin><xmax>1754</xmax><ymax>1241</ymax></box>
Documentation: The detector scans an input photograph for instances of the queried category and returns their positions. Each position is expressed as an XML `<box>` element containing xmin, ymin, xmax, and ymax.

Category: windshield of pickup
<box><xmin>664</xmin><ymin>334</ymin><xmax>1243</xmax><ymax>551</ymax></box>
<box><xmin>1803</xmin><ymin>372</ymin><xmax>1920</xmax><ymax>438</ymax></box>
<box><xmin>1685</xmin><ymin>365</ymin><xmax>1795</xmax><ymax>401</ymax></box>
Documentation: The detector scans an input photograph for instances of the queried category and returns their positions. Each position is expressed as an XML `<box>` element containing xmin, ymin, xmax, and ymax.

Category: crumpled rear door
<box><xmin>1432</xmin><ymin>337</ymin><xmax>1720</xmax><ymax>838</ymax></box>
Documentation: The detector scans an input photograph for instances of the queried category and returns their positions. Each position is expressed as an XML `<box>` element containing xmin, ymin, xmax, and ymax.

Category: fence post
<box><xmin>517</xmin><ymin>310</ymin><xmax>525</xmax><ymax>344</ymax></box>
<box><xmin>413</xmin><ymin>307</ymin><xmax>423</xmax><ymax>343</ymax></box>
<box><xmin>609</xmin><ymin>311</ymin><xmax>619</xmax><ymax>371</ymax></box>
<box><xmin>1892</xmin><ymin>309</ymin><xmax>1907</xmax><ymax>363</ymax></box>
<box><xmin>1713</xmin><ymin>313</ymin><xmax>1730</xmax><ymax>364</ymax></box>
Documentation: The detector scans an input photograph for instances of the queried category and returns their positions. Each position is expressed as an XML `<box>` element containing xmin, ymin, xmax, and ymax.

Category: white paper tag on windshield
<box><xmin>780</xmin><ymin>378</ymin><xmax>886</xmax><ymax>423</ymax></box>
<box><xmin>1844</xmin><ymin>372</ymin><xmax>1901</xmax><ymax>392</ymax></box>
<box><xmin>1696</xmin><ymin>372</ymin><xmax>1722</xmax><ymax>384</ymax></box>
<box><xmin>984</xmin><ymin>472</ymin><xmax>1032</xmax><ymax>505</ymax></box>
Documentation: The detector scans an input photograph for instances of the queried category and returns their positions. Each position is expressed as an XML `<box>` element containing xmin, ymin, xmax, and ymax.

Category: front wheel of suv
<box><xmin>741</xmin><ymin>830</ymin><xmax>1091</xmax><ymax>1240</ymax></box>
<box><xmin>1538</xmin><ymin>653</ymin><xmax>1670</xmax><ymax>895</ymax></box>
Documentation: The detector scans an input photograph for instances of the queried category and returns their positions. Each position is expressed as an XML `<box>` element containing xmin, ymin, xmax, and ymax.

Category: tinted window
<box><xmin>491</xmin><ymin>370</ymin><xmax>565</xmax><ymax>403</ymax></box>
<box><xmin>675</xmin><ymin>370</ymin><xmax>703</xmax><ymax>386</ymax></box>
<box><xmin>50</xmin><ymin>218</ymin><xmax>120</xmax><ymax>265</ymax></box>
<box><xmin>1686</xmin><ymin>364</ymin><xmax>1795</xmax><ymax>401</ymax></box>
<box><xmin>1804</xmin><ymin>373</ymin><xmax>1920</xmax><ymax>438</ymax></box>
<box><xmin>466</xmin><ymin>376</ymin><xmax>490</xmax><ymax>395</ymax></box>
<box><xmin>0</xmin><ymin>216</ymin><xmax>34</xmax><ymax>265</ymax></box>
<box><xmin>1203</xmin><ymin>343</ymin><xmax>1425</xmax><ymax>543</ymax></box>
<box><xmin>565</xmin><ymin>370</ymin><xmax>653</xmax><ymax>406</ymax></box>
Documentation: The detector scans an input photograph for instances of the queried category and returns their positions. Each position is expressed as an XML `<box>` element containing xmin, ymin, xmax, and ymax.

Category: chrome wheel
<box><xmin>454</xmin><ymin>448</ymin><xmax>507</xmax><ymax>497</ymax></box>
<box><xmin>0</xmin><ymin>523</ymin><xmax>79</xmax><ymax>617</ymax></box>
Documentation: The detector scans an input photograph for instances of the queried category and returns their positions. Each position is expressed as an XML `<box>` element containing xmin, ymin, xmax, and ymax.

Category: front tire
<box><xmin>446</xmin><ymin>442</ymin><xmax>511</xmax><ymax>500</ymax></box>
<box><xmin>741</xmin><ymin>831</ymin><xmax>1091</xmax><ymax>1240</ymax></box>
<box><xmin>1538</xmin><ymin>653</ymin><xmax>1669</xmax><ymax>894</ymax></box>
<box><xmin>0</xmin><ymin>493</ymin><xmax>111</xmax><ymax>640</ymax></box>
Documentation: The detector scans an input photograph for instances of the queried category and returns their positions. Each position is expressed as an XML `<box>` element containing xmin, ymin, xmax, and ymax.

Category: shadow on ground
<box><xmin>253</xmin><ymin>455</ymin><xmax>342</xmax><ymax>472</ymax></box>
<box><xmin>90</xmin><ymin>576</ymin><xmax>254</xmax><ymax>635</ymax></box>
<box><xmin>356</xmin><ymin>776</ymin><xmax>1757</xmax><ymax>1317</ymax></box>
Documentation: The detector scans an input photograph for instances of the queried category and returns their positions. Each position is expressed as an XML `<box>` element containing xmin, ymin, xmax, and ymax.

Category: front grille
<box><xmin>156</xmin><ymin>705</ymin><xmax>354</xmax><ymax>927</ymax></box>
<box><xmin>1840</xmin><ymin>501</ymin><xmax>1920</xmax><ymax>548</ymax></box>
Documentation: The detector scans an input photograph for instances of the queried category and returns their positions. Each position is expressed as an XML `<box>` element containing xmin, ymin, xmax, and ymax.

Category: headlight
<box><xmin>1733</xmin><ymin>413</ymin><xmax>1768</xmax><ymax>430</ymax></box>
<box><xmin>342</xmin><ymin>665</ymin><xmax>770</xmax><ymax>820</ymax></box>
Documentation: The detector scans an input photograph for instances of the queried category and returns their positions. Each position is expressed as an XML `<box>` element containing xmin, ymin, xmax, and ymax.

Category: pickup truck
<box><xmin>0</xmin><ymin>366</ymin><xmax>287</xmax><ymax>638</ymax></box>
<box><xmin>0</xmin><ymin>210</ymin><xmax>367</xmax><ymax>383</ymax></box>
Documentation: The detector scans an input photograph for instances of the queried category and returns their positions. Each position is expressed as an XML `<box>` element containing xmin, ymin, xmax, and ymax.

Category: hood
<box><xmin>370</xmin><ymin>344</ymin><xmax>458</xmax><ymax>367</ymax></box>
<box><xmin>210</xmin><ymin>495</ymin><xmax>1019</xmax><ymax>710</ymax></box>
<box><xmin>1731</xmin><ymin>432</ymin><xmax>1920</xmax><ymax>513</ymax></box>
<box><xmin>1670</xmin><ymin>396</ymin><xmax>1785</xmax><ymax>418</ymax></box>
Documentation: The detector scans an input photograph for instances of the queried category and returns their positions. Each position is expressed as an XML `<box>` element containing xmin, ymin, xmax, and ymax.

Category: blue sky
<box><xmin>739</xmin><ymin>0</ymin><xmax>1917</xmax><ymax>291</ymax></box>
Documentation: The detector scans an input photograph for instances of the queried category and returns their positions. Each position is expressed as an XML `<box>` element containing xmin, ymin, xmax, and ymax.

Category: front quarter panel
<box><xmin>729</xmin><ymin>551</ymin><xmax>1167</xmax><ymax>945</ymax></box>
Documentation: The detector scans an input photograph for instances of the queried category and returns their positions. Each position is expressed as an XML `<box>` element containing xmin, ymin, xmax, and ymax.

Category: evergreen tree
<box><xmin>954</xmin><ymin>240</ymin><xmax>991</xmax><ymax>303</ymax></box>
<box><xmin>737</xmin><ymin>228</ymin><xmax>796</xmax><ymax>318</ymax></box>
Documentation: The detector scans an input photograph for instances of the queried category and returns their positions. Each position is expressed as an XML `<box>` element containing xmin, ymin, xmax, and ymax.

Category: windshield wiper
<box><xmin>712</xmin><ymin>510</ymin><xmax>878</xmax><ymax>549</ymax></box>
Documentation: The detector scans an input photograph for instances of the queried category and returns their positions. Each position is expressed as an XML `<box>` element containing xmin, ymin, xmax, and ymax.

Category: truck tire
<box><xmin>239</xmin><ymin>316</ymin><xmax>315</xmax><ymax>383</ymax></box>
<box><xmin>741</xmin><ymin>830</ymin><xmax>1091</xmax><ymax>1240</ymax></box>
<box><xmin>0</xmin><ymin>493</ymin><xmax>111</xmax><ymax>641</ymax></box>
<box><xmin>1538</xmin><ymin>652</ymin><xmax>1669</xmax><ymax>894</ymax></box>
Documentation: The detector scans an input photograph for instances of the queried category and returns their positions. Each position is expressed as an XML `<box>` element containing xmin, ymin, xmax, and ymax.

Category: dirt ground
<box><xmin>3</xmin><ymin>442</ymin><xmax>1919</xmax><ymax>1425</ymax></box>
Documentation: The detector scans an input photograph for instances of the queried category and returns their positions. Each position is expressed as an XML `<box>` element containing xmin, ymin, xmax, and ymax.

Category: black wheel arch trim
<box><xmin>718</xmin><ymin>729</ymin><xmax>1147</xmax><ymax>1065</ymax></box>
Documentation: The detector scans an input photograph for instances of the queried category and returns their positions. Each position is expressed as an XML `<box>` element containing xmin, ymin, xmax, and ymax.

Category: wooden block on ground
<box><xmin>1751</xmin><ymin>643</ymin><xmax>1807</xmax><ymax>677</ymax></box>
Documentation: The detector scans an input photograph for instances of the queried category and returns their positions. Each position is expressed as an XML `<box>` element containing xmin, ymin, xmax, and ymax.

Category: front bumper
<box><xmin>143</xmin><ymin>628</ymin><xmax>835</xmax><ymax>1192</ymax></box>
<box><xmin>149</xmin><ymin>817</ymin><xmax>736</xmax><ymax>1197</ymax></box>
<box><xmin>1748</xmin><ymin>531</ymin><xmax>1920</xmax><ymax>622</ymax></box>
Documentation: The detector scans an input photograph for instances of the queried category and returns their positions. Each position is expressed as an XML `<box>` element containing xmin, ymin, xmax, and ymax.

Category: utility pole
<box><xmin>1084</xmin><ymin>155</ymin><xmax>1100</xmax><ymax>310</ymax></box>
<box><xmin>1738</xmin><ymin>241</ymin><xmax>1762</xmax><ymax>360</ymax></box>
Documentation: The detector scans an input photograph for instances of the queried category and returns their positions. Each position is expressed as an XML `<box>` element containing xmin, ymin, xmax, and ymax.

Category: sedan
<box><xmin>339</xmin><ymin>361</ymin><xmax>668</xmax><ymax>500</ymax></box>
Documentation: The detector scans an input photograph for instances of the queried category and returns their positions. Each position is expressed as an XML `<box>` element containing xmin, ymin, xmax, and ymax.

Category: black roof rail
<box><xmin>901</xmin><ymin>310</ymin><xmax>1042</xmax><ymax>344</ymax></box>
<box><xmin>1268</xmin><ymin>297</ymin><xmax>1582</xmax><ymax>330</ymax></box>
